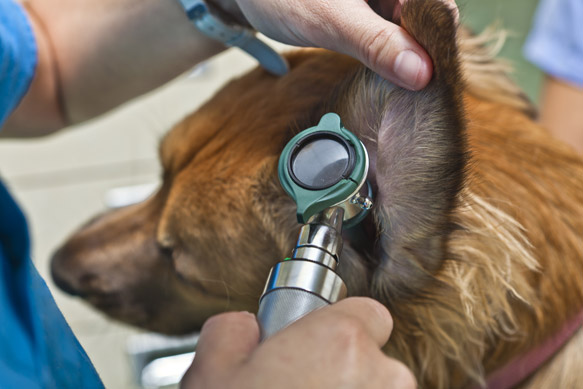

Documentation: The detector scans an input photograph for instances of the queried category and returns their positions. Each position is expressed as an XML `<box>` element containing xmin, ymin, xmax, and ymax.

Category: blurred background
<box><xmin>0</xmin><ymin>0</ymin><xmax>542</xmax><ymax>387</ymax></box>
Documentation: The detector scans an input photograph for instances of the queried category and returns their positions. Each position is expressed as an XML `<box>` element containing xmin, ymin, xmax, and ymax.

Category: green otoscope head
<box><xmin>278</xmin><ymin>113</ymin><xmax>370</xmax><ymax>225</ymax></box>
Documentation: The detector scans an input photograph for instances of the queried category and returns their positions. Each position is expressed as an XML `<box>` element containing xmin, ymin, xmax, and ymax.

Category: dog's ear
<box><xmin>333</xmin><ymin>0</ymin><xmax>466</xmax><ymax>300</ymax></box>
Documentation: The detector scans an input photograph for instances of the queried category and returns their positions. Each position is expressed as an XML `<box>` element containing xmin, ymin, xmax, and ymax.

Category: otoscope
<box><xmin>257</xmin><ymin>113</ymin><xmax>373</xmax><ymax>340</ymax></box>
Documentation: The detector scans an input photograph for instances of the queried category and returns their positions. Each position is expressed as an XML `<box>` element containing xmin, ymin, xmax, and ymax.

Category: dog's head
<box><xmin>52</xmin><ymin>0</ymin><xmax>465</xmax><ymax>332</ymax></box>
<box><xmin>52</xmin><ymin>1</ymin><xmax>583</xmax><ymax>387</ymax></box>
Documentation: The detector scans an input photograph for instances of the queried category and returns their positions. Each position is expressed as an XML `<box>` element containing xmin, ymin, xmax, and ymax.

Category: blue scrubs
<box><xmin>0</xmin><ymin>0</ymin><xmax>103</xmax><ymax>387</ymax></box>
<box><xmin>524</xmin><ymin>0</ymin><xmax>583</xmax><ymax>87</ymax></box>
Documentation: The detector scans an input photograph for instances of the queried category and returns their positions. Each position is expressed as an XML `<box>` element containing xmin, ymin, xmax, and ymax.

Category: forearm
<box><xmin>4</xmin><ymin>0</ymin><xmax>224</xmax><ymax>137</ymax></box>
<box><xmin>539</xmin><ymin>76</ymin><xmax>583</xmax><ymax>154</ymax></box>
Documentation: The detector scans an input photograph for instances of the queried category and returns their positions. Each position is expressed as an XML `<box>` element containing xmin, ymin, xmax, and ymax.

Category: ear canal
<box><xmin>333</xmin><ymin>0</ymin><xmax>467</xmax><ymax>300</ymax></box>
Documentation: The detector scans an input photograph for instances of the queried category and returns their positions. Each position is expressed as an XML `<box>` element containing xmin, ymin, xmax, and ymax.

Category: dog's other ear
<box><xmin>333</xmin><ymin>0</ymin><xmax>466</xmax><ymax>300</ymax></box>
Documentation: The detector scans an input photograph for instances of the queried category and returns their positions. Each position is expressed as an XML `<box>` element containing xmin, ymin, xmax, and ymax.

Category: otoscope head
<box><xmin>278</xmin><ymin>113</ymin><xmax>373</xmax><ymax>227</ymax></box>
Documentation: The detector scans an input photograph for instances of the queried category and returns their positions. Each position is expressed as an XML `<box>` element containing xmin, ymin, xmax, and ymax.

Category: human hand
<box><xmin>180</xmin><ymin>297</ymin><xmax>416</xmax><ymax>389</ymax></box>
<box><xmin>217</xmin><ymin>0</ymin><xmax>457</xmax><ymax>90</ymax></box>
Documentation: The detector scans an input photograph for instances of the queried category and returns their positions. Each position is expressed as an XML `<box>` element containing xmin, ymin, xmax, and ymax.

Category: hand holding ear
<box><xmin>181</xmin><ymin>297</ymin><xmax>416</xmax><ymax>388</ymax></box>
<box><xmin>222</xmin><ymin>0</ymin><xmax>457</xmax><ymax>90</ymax></box>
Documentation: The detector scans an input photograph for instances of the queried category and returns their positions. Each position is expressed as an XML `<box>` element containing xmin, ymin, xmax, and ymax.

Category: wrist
<box><xmin>178</xmin><ymin>0</ymin><xmax>289</xmax><ymax>76</ymax></box>
<box><xmin>205</xmin><ymin>0</ymin><xmax>252</xmax><ymax>28</ymax></box>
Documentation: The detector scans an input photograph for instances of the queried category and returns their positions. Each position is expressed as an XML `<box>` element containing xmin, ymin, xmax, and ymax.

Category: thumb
<box><xmin>325</xmin><ymin>0</ymin><xmax>433</xmax><ymax>90</ymax></box>
<box><xmin>181</xmin><ymin>312</ymin><xmax>260</xmax><ymax>387</ymax></box>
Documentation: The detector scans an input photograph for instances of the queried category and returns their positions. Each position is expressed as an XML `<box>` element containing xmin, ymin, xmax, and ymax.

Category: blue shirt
<box><xmin>0</xmin><ymin>0</ymin><xmax>103</xmax><ymax>387</ymax></box>
<box><xmin>524</xmin><ymin>0</ymin><xmax>583</xmax><ymax>87</ymax></box>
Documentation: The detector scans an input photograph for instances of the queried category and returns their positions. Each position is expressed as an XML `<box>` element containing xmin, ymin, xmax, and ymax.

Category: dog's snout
<box><xmin>50</xmin><ymin>246</ymin><xmax>86</xmax><ymax>297</ymax></box>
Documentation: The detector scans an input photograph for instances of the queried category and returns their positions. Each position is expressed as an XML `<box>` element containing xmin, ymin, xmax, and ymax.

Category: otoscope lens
<box><xmin>291</xmin><ymin>138</ymin><xmax>350</xmax><ymax>189</ymax></box>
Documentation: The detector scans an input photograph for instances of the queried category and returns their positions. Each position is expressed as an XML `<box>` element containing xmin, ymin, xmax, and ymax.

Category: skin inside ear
<box><xmin>331</xmin><ymin>0</ymin><xmax>467</xmax><ymax>300</ymax></box>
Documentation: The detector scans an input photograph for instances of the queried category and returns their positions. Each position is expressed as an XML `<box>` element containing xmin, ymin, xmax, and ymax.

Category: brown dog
<box><xmin>51</xmin><ymin>1</ymin><xmax>583</xmax><ymax>387</ymax></box>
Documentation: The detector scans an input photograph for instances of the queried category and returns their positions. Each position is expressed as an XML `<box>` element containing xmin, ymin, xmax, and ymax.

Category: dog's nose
<box><xmin>50</xmin><ymin>246</ymin><xmax>84</xmax><ymax>297</ymax></box>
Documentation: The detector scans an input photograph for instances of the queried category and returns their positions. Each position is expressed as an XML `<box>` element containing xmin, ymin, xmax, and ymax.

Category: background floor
<box><xmin>0</xmin><ymin>1</ymin><xmax>541</xmax><ymax>387</ymax></box>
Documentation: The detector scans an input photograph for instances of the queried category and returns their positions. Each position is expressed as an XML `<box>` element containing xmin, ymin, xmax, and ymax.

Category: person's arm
<box><xmin>538</xmin><ymin>76</ymin><xmax>583</xmax><ymax>154</ymax></box>
<box><xmin>3</xmin><ymin>0</ymin><xmax>225</xmax><ymax>137</ymax></box>
<box><xmin>522</xmin><ymin>0</ymin><xmax>583</xmax><ymax>153</ymax></box>
<box><xmin>4</xmin><ymin>0</ymin><xmax>458</xmax><ymax>138</ymax></box>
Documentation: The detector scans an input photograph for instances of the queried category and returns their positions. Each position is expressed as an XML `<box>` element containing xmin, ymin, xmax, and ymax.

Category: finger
<box><xmin>301</xmin><ymin>297</ymin><xmax>394</xmax><ymax>347</ymax></box>
<box><xmin>327</xmin><ymin>297</ymin><xmax>394</xmax><ymax>346</ymax></box>
<box><xmin>320</xmin><ymin>0</ymin><xmax>433</xmax><ymax>90</ymax></box>
<box><xmin>378</xmin><ymin>357</ymin><xmax>418</xmax><ymax>388</ymax></box>
<box><xmin>189</xmin><ymin>311</ymin><xmax>260</xmax><ymax>373</ymax></box>
<box><xmin>367</xmin><ymin>0</ymin><xmax>402</xmax><ymax>22</ymax></box>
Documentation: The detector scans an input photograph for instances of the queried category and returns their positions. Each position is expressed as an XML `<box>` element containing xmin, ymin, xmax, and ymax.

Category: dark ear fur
<box><xmin>333</xmin><ymin>0</ymin><xmax>467</xmax><ymax>300</ymax></box>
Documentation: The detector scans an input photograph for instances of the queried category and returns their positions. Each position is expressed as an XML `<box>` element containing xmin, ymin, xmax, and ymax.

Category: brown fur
<box><xmin>51</xmin><ymin>1</ymin><xmax>583</xmax><ymax>387</ymax></box>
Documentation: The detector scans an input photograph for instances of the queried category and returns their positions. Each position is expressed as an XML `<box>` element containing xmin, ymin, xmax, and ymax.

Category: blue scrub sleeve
<box><xmin>0</xmin><ymin>0</ymin><xmax>37</xmax><ymax>126</ymax></box>
<box><xmin>0</xmin><ymin>0</ymin><xmax>104</xmax><ymax>387</ymax></box>
<box><xmin>524</xmin><ymin>0</ymin><xmax>583</xmax><ymax>87</ymax></box>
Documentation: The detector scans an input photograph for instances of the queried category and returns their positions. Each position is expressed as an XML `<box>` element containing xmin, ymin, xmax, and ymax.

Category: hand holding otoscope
<box><xmin>182</xmin><ymin>114</ymin><xmax>416</xmax><ymax>388</ymax></box>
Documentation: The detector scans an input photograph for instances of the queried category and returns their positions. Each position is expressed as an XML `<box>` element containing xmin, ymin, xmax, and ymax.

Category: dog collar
<box><xmin>479</xmin><ymin>309</ymin><xmax>583</xmax><ymax>388</ymax></box>
<box><xmin>178</xmin><ymin>0</ymin><xmax>289</xmax><ymax>76</ymax></box>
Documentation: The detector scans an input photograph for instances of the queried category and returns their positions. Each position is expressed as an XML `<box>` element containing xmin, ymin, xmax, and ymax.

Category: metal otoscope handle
<box><xmin>257</xmin><ymin>208</ymin><xmax>347</xmax><ymax>340</ymax></box>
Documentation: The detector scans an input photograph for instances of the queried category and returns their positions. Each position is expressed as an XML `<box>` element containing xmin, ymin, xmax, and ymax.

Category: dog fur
<box><xmin>51</xmin><ymin>1</ymin><xmax>583</xmax><ymax>387</ymax></box>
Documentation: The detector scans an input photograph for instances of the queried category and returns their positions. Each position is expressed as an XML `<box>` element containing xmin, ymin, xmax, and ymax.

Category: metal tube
<box><xmin>257</xmin><ymin>207</ymin><xmax>347</xmax><ymax>340</ymax></box>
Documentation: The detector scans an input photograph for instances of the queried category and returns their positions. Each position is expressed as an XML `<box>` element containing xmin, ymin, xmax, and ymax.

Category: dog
<box><xmin>50</xmin><ymin>1</ymin><xmax>583</xmax><ymax>387</ymax></box>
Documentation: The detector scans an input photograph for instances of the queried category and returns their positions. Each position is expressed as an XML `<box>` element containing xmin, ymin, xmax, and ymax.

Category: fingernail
<box><xmin>393</xmin><ymin>50</ymin><xmax>424</xmax><ymax>90</ymax></box>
